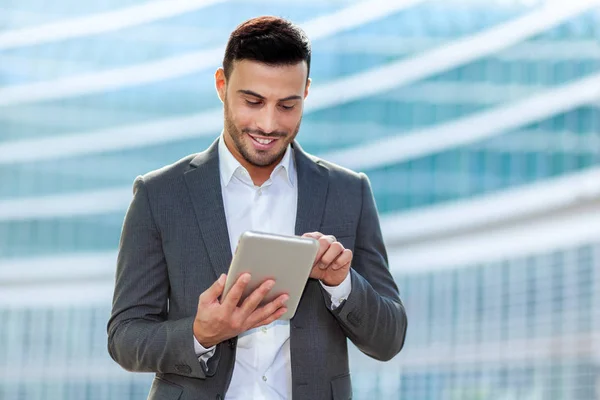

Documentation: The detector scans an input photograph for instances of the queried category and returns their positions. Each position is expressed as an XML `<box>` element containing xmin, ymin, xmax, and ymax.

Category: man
<box><xmin>107</xmin><ymin>16</ymin><xmax>407</xmax><ymax>400</ymax></box>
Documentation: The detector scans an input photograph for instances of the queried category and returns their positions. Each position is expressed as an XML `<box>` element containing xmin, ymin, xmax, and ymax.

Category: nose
<box><xmin>255</xmin><ymin>105</ymin><xmax>278</xmax><ymax>134</ymax></box>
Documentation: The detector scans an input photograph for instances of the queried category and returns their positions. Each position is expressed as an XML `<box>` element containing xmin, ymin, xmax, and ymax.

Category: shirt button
<box><xmin>262</xmin><ymin>376</ymin><xmax>267</xmax><ymax>382</ymax></box>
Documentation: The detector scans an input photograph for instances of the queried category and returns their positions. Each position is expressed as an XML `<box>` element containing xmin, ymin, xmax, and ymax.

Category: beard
<box><xmin>224</xmin><ymin>99</ymin><xmax>301</xmax><ymax>168</ymax></box>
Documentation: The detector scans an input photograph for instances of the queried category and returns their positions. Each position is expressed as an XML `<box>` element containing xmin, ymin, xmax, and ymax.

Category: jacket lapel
<box><xmin>290</xmin><ymin>142</ymin><xmax>330</xmax><ymax>390</ymax></box>
<box><xmin>293</xmin><ymin>141</ymin><xmax>329</xmax><ymax>236</ymax></box>
<box><xmin>183</xmin><ymin>138</ymin><xmax>232</xmax><ymax>278</ymax></box>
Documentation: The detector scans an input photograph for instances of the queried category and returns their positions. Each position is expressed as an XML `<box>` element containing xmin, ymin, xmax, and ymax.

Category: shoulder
<box><xmin>129</xmin><ymin>153</ymin><xmax>198</xmax><ymax>199</ymax></box>
<box><xmin>142</xmin><ymin>154</ymin><xmax>197</xmax><ymax>183</ymax></box>
<box><xmin>302</xmin><ymin>150</ymin><xmax>369</xmax><ymax>188</ymax></box>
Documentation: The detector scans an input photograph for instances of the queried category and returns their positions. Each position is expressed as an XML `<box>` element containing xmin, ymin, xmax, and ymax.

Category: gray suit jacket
<box><xmin>107</xmin><ymin>138</ymin><xmax>407</xmax><ymax>400</ymax></box>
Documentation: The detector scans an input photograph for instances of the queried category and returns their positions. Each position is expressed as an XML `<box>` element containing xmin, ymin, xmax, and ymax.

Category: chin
<box><xmin>248</xmin><ymin>148</ymin><xmax>286</xmax><ymax>167</ymax></box>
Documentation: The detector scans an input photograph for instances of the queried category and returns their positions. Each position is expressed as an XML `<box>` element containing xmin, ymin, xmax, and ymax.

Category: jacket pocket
<box><xmin>147</xmin><ymin>377</ymin><xmax>183</xmax><ymax>400</ymax></box>
<box><xmin>331</xmin><ymin>373</ymin><xmax>352</xmax><ymax>400</ymax></box>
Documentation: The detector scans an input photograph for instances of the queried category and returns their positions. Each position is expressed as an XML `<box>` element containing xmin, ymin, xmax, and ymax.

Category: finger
<box><xmin>309</xmin><ymin>263</ymin><xmax>322</xmax><ymax>280</ymax></box>
<box><xmin>314</xmin><ymin>235</ymin><xmax>335</xmax><ymax>267</ymax></box>
<box><xmin>222</xmin><ymin>273</ymin><xmax>251</xmax><ymax>310</ymax></box>
<box><xmin>239</xmin><ymin>279</ymin><xmax>276</xmax><ymax>317</ymax></box>
<box><xmin>331</xmin><ymin>249</ymin><xmax>353</xmax><ymax>271</ymax></box>
<box><xmin>319</xmin><ymin>242</ymin><xmax>345</xmax><ymax>269</ymax></box>
<box><xmin>246</xmin><ymin>294</ymin><xmax>289</xmax><ymax>327</ymax></box>
<box><xmin>251</xmin><ymin>306</ymin><xmax>288</xmax><ymax>329</ymax></box>
<box><xmin>302</xmin><ymin>231</ymin><xmax>323</xmax><ymax>240</ymax></box>
<box><xmin>199</xmin><ymin>274</ymin><xmax>226</xmax><ymax>304</ymax></box>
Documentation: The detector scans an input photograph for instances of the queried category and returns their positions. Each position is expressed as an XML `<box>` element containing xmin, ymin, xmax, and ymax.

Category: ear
<box><xmin>215</xmin><ymin>67</ymin><xmax>226</xmax><ymax>103</ymax></box>
<box><xmin>304</xmin><ymin>77</ymin><xmax>311</xmax><ymax>99</ymax></box>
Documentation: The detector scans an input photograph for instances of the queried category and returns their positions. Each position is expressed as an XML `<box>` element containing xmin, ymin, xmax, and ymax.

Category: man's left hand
<box><xmin>302</xmin><ymin>232</ymin><xmax>353</xmax><ymax>286</ymax></box>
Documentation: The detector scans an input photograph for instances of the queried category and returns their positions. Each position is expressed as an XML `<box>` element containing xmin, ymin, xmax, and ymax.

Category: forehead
<box><xmin>227</xmin><ymin>59</ymin><xmax>307</xmax><ymax>97</ymax></box>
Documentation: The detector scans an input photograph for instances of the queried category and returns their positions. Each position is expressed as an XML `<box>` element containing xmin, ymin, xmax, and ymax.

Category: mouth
<box><xmin>247</xmin><ymin>133</ymin><xmax>279</xmax><ymax>151</ymax></box>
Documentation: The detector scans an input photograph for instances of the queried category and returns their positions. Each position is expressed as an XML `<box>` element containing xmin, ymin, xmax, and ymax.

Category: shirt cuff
<box><xmin>319</xmin><ymin>273</ymin><xmax>352</xmax><ymax>310</ymax></box>
<box><xmin>194</xmin><ymin>336</ymin><xmax>217</xmax><ymax>362</ymax></box>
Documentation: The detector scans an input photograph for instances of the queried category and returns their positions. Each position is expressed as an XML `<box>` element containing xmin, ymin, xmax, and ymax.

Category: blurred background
<box><xmin>0</xmin><ymin>0</ymin><xmax>599</xmax><ymax>399</ymax></box>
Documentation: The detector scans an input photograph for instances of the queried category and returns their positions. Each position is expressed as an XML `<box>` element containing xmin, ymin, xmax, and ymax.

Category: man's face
<box><xmin>217</xmin><ymin>60</ymin><xmax>310</xmax><ymax>168</ymax></box>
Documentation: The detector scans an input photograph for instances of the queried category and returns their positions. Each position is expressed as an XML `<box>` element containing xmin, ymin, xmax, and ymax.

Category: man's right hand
<box><xmin>193</xmin><ymin>273</ymin><xmax>289</xmax><ymax>348</ymax></box>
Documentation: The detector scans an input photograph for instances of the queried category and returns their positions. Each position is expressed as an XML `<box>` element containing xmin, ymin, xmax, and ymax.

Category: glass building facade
<box><xmin>1</xmin><ymin>1</ymin><xmax>599</xmax><ymax>399</ymax></box>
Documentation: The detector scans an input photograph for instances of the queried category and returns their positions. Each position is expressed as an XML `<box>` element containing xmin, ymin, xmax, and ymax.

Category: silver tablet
<box><xmin>222</xmin><ymin>231</ymin><xmax>320</xmax><ymax>320</ymax></box>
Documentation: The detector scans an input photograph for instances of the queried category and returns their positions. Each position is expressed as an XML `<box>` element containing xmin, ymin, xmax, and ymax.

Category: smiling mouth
<box><xmin>250</xmin><ymin>135</ymin><xmax>275</xmax><ymax>145</ymax></box>
<box><xmin>246</xmin><ymin>133</ymin><xmax>281</xmax><ymax>150</ymax></box>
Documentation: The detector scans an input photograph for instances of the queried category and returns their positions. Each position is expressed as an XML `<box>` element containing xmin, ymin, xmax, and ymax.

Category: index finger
<box><xmin>222</xmin><ymin>273</ymin><xmax>251</xmax><ymax>310</ymax></box>
<box><xmin>302</xmin><ymin>232</ymin><xmax>323</xmax><ymax>240</ymax></box>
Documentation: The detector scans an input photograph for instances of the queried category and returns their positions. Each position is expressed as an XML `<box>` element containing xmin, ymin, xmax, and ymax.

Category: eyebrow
<box><xmin>237</xmin><ymin>89</ymin><xmax>302</xmax><ymax>102</ymax></box>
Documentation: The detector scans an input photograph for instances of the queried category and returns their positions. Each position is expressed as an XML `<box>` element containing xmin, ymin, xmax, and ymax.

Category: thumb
<box><xmin>201</xmin><ymin>274</ymin><xmax>226</xmax><ymax>303</ymax></box>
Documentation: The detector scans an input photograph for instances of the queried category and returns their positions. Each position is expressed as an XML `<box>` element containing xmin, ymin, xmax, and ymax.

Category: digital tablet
<box><xmin>222</xmin><ymin>231</ymin><xmax>320</xmax><ymax>320</ymax></box>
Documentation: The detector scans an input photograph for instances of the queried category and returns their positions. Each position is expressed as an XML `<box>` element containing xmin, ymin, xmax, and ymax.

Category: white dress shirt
<box><xmin>194</xmin><ymin>135</ymin><xmax>351</xmax><ymax>399</ymax></box>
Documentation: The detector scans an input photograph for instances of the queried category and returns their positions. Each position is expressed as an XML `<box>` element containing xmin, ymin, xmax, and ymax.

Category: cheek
<box><xmin>280</xmin><ymin>109</ymin><xmax>302</xmax><ymax>130</ymax></box>
<box><xmin>229</xmin><ymin>105</ymin><xmax>252</xmax><ymax>129</ymax></box>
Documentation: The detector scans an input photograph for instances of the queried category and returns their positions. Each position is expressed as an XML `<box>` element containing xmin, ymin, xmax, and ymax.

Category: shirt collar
<box><xmin>218</xmin><ymin>133</ymin><xmax>296</xmax><ymax>188</ymax></box>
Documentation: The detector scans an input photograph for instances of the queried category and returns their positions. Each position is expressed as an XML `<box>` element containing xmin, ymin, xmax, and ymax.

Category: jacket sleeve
<box><xmin>321</xmin><ymin>173</ymin><xmax>408</xmax><ymax>361</ymax></box>
<box><xmin>107</xmin><ymin>176</ymin><xmax>216</xmax><ymax>378</ymax></box>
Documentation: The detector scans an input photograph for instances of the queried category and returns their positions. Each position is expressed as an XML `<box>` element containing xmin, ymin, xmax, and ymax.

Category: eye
<box><xmin>245</xmin><ymin>99</ymin><xmax>261</xmax><ymax>106</ymax></box>
<box><xmin>280</xmin><ymin>104</ymin><xmax>295</xmax><ymax>111</ymax></box>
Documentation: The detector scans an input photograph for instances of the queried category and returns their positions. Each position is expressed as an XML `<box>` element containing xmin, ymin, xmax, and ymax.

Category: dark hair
<box><xmin>223</xmin><ymin>16</ymin><xmax>311</xmax><ymax>80</ymax></box>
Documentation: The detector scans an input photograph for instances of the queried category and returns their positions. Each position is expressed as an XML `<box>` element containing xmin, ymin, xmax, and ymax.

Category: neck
<box><xmin>223</xmin><ymin>133</ymin><xmax>282</xmax><ymax>186</ymax></box>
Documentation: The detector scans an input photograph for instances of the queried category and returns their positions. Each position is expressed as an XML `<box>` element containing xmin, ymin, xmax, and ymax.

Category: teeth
<box><xmin>254</xmin><ymin>137</ymin><xmax>273</xmax><ymax>145</ymax></box>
